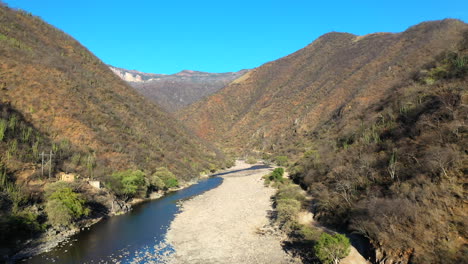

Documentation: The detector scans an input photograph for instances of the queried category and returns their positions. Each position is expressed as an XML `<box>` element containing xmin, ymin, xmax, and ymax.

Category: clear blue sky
<box><xmin>3</xmin><ymin>0</ymin><xmax>468</xmax><ymax>74</ymax></box>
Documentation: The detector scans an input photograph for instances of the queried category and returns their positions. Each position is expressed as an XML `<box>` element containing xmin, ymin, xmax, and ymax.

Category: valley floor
<box><xmin>166</xmin><ymin>161</ymin><xmax>300</xmax><ymax>264</ymax></box>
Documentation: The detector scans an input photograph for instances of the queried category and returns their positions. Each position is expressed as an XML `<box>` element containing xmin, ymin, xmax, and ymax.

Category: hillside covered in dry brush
<box><xmin>0</xmin><ymin>3</ymin><xmax>230</xmax><ymax>258</ymax></box>
<box><xmin>179</xmin><ymin>19</ymin><xmax>468</xmax><ymax>263</ymax></box>
<box><xmin>0</xmin><ymin>5</ymin><xmax>228</xmax><ymax>179</ymax></box>
<box><xmin>110</xmin><ymin>66</ymin><xmax>249</xmax><ymax>112</ymax></box>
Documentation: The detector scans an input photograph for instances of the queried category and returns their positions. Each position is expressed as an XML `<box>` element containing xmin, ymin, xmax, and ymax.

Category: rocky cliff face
<box><xmin>109</xmin><ymin>66</ymin><xmax>166</xmax><ymax>82</ymax></box>
<box><xmin>109</xmin><ymin>66</ymin><xmax>248</xmax><ymax>112</ymax></box>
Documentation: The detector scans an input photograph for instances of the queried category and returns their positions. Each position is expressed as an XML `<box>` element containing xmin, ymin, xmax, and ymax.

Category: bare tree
<box><xmin>336</xmin><ymin>180</ymin><xmax>354</xmax><ymax>206</ymax></box>
<box><xmin>424</xmin><ymin>145</ymin><xmax>459</xmax><ymax>179</ymax></box>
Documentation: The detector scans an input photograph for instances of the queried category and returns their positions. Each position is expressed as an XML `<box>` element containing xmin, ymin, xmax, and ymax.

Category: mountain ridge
<box><xmin>0</xmin><ymin>4</ymin><xmax>231</xmax><ymax>179</ymax></box>
<box><xmin>109</xmin><ymin>65</ymin><xmax>248</xmax><ymax>112</ymax></box>
<box><xmin>178</xmin><ymin>19</ymin><xmax>466</xmax><ymax>148</ymax></box>
<box><xmin>177</xmin><ymin>18</ymin><xmax>468</xmax><ymax>263</ymax></box>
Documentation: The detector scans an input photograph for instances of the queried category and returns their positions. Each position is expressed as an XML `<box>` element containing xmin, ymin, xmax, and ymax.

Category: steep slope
<box><xmin>178</xmin><ymin>20</ymin><xmax>468</xmax><ymax>263</ymax></box>
<box><xmin>179</xmin><ymin>20</ymin><xmax>466</xmax><ymax>152</ymax></box>
<box><xmin>0</xmin><ymin>5</ymin><xmax>227</xmax><ymax>180</ymax></box>
<box><xmin>0</xmin><ymin>4</ymin><xmax>232</xmax><ymax>257</ymax></box>
<box><xmin>110</xmin><ymin>66</ymin><xmax>248</xmax><ymax>112</ymax></box>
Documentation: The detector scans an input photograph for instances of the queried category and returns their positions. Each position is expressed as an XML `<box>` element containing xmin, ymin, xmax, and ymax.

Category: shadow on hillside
<box><xmin>346</xmin><ymin>232</ymin><xmax>376</xmax><ymax>263</ymax></box>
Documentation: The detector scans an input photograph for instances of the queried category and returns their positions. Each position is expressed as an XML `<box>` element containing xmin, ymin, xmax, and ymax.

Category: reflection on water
<box><xmin>26</xmin><ymin>177</ymin><xmax>223</xmax><ymax>264</ymax></box>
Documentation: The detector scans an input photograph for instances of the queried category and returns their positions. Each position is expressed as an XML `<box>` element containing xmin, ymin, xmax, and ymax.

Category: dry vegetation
<box><xmin>126</xmin><ymin>68</ymin><xmax>249</xmax><ymax>112</ymax></box>
<box><xmin>178</xmin><ymin>20</ymin><xmax>466</xmax><ymax>154</ymax></box>
<box><xmin>179</xmin><ymin>20</ymin><xmax>468</xmax><ymax>263</ymax></box>
<box><xmin>290</xmin><ymin>49</ymin><xmax>468</xmax><ymax>263</ymax></box>
<box><xmin>0</xmin><ymin>3</ymin><xmax>230</xmax><ymax>259</ymax></box>
<box><xmin>0</xmin><ymin>4</ymin><xmax>229</xmax><ymax>179</ymax></box>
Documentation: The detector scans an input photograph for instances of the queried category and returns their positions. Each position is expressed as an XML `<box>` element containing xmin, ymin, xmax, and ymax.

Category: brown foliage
<box><xmin>0</xmin><ymin>4</ymin><xmax>229</xmax><ymax>183</ymax></box>
<box><xmin>178</xmin><ymin>19</ymin><xmax>467</xmax><ymax>157</ymax></box>
<box><xmin>179</xmin><ymin>19</ymin><xmax>468</xmax><ymax>263</ymax></box>
<box><xmin>116</xmin><ymin>67</ymin><xmax>249</xmax><ymax>112</ymax></box>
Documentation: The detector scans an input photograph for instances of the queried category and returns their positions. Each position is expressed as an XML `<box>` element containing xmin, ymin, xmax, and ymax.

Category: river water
<box><xmin>25</xmin><ymin>176</ymin><xmax>224</xmax><ymax>264</ymax></box>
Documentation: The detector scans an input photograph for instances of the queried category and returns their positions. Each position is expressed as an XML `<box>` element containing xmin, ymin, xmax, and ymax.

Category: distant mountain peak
<box><xmin>109</xmin><ymin>66</ymin><xmax>166</xmax><ymax>83</ymax></box>
<box><xmin>177</xmin><ymin>69</ymin><xmax>199</xmax><ymax>74</ymax></box>
<box><xmin>110</xmin><ymin>66</ymin><xmax>249</xmax><ymax>112</ymax></box>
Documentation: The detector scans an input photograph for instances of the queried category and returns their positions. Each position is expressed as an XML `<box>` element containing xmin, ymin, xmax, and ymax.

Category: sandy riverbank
<box><xmin>166</xmin><ymin>161</ymin><xmax>299</xmax><ymax>264</ymax></box>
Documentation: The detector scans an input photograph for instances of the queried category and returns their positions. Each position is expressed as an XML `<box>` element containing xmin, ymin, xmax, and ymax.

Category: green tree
<box><xmin>45</xmin><ymin>185</ymin><xmax>89</xmax><ymax>227</ymax></box>
<box><xmin>0</xmin><ymin>211</ymin><xmax>45</xmax><ymax>246</ymax></box>
<box><xmin>314</xmin><ymin>233</ymin><xmax>351</xmax><ymax>264</ymax></box>
<box><xmin>107</xmin><ymin>169</ymin><xmax>147</xmax><ymax>200</ymax></box>
<box><xmin>153</xmin><ymin>167</ymin><xmax>179</xmax><ymax>189</ymax></box>
<box><xmin>148</xmin><ymin>173</ymin><xmax>165</xmax><ymax>190</ymax></box>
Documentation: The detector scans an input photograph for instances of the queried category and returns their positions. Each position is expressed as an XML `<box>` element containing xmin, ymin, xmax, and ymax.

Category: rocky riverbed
<box><xmin>166</xmin><ymin>161</ymin><xmax>300</xmax><ymax>264</ymax></box>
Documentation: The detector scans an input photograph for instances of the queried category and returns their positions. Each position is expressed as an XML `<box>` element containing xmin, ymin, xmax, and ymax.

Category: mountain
<box><xmin>178</xmin><ymin>19</ymin><xmax>468</xmax><ymax>263</ymax></box>
<box><xmin>0</xmin><ymin>4</ymin><xmax>231</xmax><ymax>256</ymax></box>
<box><xmin>179</xmin><ymin>20</ymin><xmax>466</xmax><ymax>152</ymax></box>
<box><xmin>0</xmin><ymin>5</ymin><xmax>228</xmax><ymax>179</ymax></box>
<box><xmin>109</xmin><ymin>66</ymin><xmax>248</xmax><ymax>112</ymax></box>
<box><xmin>109</xmin><ymin>66</ymin><xmax>166</xmax><ymax>82</ymax></box>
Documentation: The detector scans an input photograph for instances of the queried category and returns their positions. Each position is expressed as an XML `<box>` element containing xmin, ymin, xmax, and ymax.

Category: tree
<box><xmin>148</xmin><ymin>173</ymin><xmax>165</xmax><ymax>190</ymax></box>
<box><xmin>45</xmin><ymin>185</ymin><xmax>89</xmax><ymax>227</ymax></box>
<box><xmin>106</xmin><ymin>169</ymin><xmax>147</xmax><ymax>200</ymax></box>
<box><xmin>314</xmin><ymin>233</ymin><xmax>351</xmax><ymax>264</ymax></box>
<box><xmin>153</xmin><ymin>167</ymin><xmax>178</xmax><ymax>189</ymax></box>
<box><xmin>424</xmin><ymin>145</ymin><xmax>459</xmax><ymax>179</ymax></box>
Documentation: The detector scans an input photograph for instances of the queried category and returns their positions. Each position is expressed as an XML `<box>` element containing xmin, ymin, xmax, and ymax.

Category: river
<box><xmin>25</xmin><ymin>176</ymin><xmax>224</xmax><ymax>264</ymax></box>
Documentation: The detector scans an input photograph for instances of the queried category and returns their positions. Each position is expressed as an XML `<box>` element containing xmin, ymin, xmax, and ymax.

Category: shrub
<box><xmin>276</xmin><ymin>198</ymin><xmax>301</xmax><ymax>231</ymax></box>
<box><xmin>446</xmin><ymin>53</ymin><xmax>468</xmax><ymax>78</ymax></box>
<box><xmin>45</xmin><ymin>185</ymin><xmax>89</xmax><ymax>227</ymax></box>
<box><xmin>273</xmin><ymin>156</ymin><xmax>289</xmax><ymax>166</ymax></box>
<box><xmin>0</xmin><ymin>210</ymin><xmax>45</xmax><ymax>247</ymax></box>
<box><xmin>276</xmin><ymin>184</ymin><xmax>305</xmax><ymax>202</ymax></box>
<box><xmin>153</xmin><ymin>167</ymin><xmax>179</xmax><ymax>189</ymax></box>
<box><xmin>164</xmin><ymin>178</ymin><xmax>179</xmax><ymax>188</ymax></box>
<box><xmin>245</xmin><ymin>156</ymin><xmax>257</xmax><ymax>164</ymax></box>
<box><xmin>148</xmin><ymin>173</ymin><xmax>165</xmax><ymax>190</ymax></box>
<box><xmin>298</xmin><ymin>225</ymin><xmax>320</xmax><ymax>241</ymax></box>
<box><xmin>0</xmin><ymin>119</ymin><xmax>6</xmax><ymax>141</ymax></box>
<box><xmin>224</xmin><ymin>158</ymin><xmax>236</xmax><ymax>168</ymax></box>
<box><xmin>269</xmin><ymin>168</ymin><xmax>284</xmax><ymax>182</ymax></box>
<box><xmin>261</xmin><ymin>153</ymin><xmax>271</xmax><ymax>160</ymax></box>
<box><xmin>1</xmin><ymin>172</ymin><xmax>28</xmax><ymax>213</ymax></box>
<box><xmin>262</xmin><ymin>174</ymin><xmax>271</xmax><ymax>185</ymax></box>
<box><xmin>106</xmin><ymin>169</ymin><xmax>147</xmax><ymax>200</ymax></box>
<box><xmin>45</xmin><ymin>199</ymin><xmax>73</xmax><ymax>227</ymax></box>
<box><xmin>314</xmin><ymin>232</ymin><xmax>351</xmax><ymax>264</ymax></box>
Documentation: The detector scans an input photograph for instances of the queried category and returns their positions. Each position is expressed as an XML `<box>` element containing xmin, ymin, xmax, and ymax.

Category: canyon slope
<box><xmin>0</xmin><ymin>5</ymin><xmax>228</xmax><ymax>187</ymax></box>
<box><xmin>110</xmin><ymin>66</ymin><xmax>248</xmax><ymax>112</ymax></box>
<box><xmin>179</xmin><ymin>19</ymin><xmax>468</xmax><ymax>263</ymax></box>
<box><xmin>0</xmin><ymin>4</ymin><xmax>234</xmax><ymax>257</ymax></box>
<box><xmin>179</xmin><ymin>20</ymin><xmax>466</xmax><ymax>152</ymax></box>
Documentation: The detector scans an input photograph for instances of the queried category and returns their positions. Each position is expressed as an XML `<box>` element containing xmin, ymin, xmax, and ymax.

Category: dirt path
<box><xmin>166</xmin><ymin>161</ymin><xmax>299</xmax><ymax>264</ymax></box>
